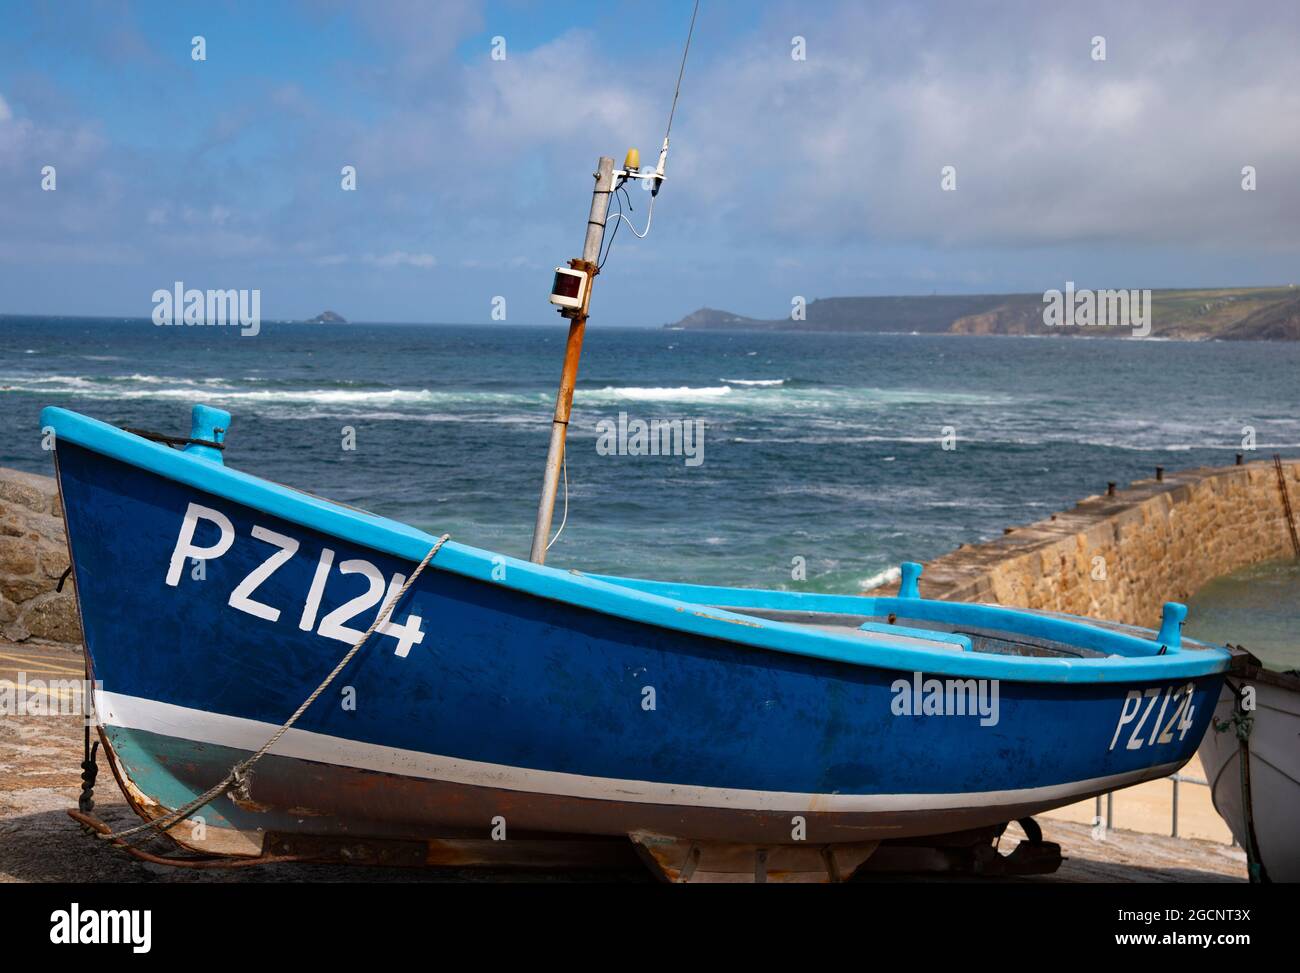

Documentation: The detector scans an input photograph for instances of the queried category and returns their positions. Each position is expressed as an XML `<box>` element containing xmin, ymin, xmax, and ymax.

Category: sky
<box><xmin>0</xmin><ymin>0</ymin><xmax>1297</xmax><ymax>325</ymax></box>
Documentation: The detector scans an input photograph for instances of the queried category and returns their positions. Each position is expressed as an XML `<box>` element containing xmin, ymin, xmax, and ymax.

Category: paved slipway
<box><xmin>0</xmin><ymin>640</ymin><xmax>1247</xmax><ymax>883</ymax></box>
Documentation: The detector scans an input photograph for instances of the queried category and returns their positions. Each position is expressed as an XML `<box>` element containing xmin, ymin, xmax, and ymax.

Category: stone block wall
<box><xmin>0</xmin><ymin>467</ymin><xmax>82</xmax><ymax>644</ymax></box>
<box><xmin>878</xmin><ymin>459</ymin><xmax>1300</xmax><ymax>628</ymax></box>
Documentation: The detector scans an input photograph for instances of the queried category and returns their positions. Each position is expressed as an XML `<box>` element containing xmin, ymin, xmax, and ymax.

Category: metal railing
<box><xmin>1093</xmin><ymin>772</ymin><xmax>1232</xmax><ymax>843</ymax></box>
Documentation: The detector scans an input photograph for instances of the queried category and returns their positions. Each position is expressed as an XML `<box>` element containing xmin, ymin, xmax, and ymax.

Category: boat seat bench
<box><xmin>857</xmin><ymin>622</ymin><xmax>971</xmax><ymax>651</ymax></box>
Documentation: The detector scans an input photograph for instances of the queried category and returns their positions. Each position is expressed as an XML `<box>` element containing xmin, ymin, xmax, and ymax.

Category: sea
<box><xmin>2</xmin><ymin>316</ymin><xmax>1297</xmax><ymax>666</ymax></box>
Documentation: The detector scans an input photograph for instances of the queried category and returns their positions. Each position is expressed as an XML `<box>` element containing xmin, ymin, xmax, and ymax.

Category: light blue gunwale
<box><xmin>42</xmin><ymin>406</ymin><xmax>1232</xmax><ymax>685</ymax></box>
<box><xmin>586</xmin><ymin>575</ymin><xmax>1230</xmax><ymax>663</ymax></box>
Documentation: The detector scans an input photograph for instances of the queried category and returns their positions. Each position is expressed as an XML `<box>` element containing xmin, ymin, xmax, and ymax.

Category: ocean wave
<box><xmin>0</xmin><ymin>374</ymin><xmax>541</xmax><ymax>407</ymax></box>
<box><xmin>269</xmin><ymin>409</ymin><xmax>544</xmax><ymax>427</ymax></box>
<box><xmin>578</xmin><ymin>385</ymin><xmax>735</xmax><ymax>403</ymax></box>
<box><xmin>10</xmin><ymin>372</ymin><xmax>1294</xmax><ymax>458</ymax></box>
<box><xmin>859</xmin><ymin>566</ymin><xmax>901</xmax><ymax>591</ymax></box>
<box><xmin>730</xmin><ymin>434</ymin><xmax>944</xmax><ymax>445</ymax></box>
<box><xmin>3</xmin><ymin>368</ymin><xmax>1019</xmax><ymax>415</ymax></box>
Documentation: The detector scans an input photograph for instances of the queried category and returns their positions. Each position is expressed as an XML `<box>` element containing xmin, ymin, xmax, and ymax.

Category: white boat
<box><xmin>1198</xmin><ymin>658</ymin><xmax>1300</xmax><ymax>882</ymax></box>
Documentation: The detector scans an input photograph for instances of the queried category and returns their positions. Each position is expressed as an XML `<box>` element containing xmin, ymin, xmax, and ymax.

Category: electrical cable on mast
<box><xmin>530</xmin><ymin>1</ymin><xmax>700</xmax><ymax>563</ymax></box>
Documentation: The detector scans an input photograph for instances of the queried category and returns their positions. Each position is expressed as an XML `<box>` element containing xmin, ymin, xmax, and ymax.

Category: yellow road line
<box><xmin>0</xmin><ymin>654</ymin><xmax>83</xmax><ymax>669</ymax></box>
<box><xmin>0</xmin><ymin>653</ymin><xmax>83</xmax><ymax>671</ymax></box>
<box><xmin>13</xmin><ymin>687</ymin><xmax>85</xmax><ymax>700</ymax></box>
<box><xmin>0</xmin><ymin>654</ymin><xmax>83</xmax><ymax>666</ymax></box>
<box><xmin>0</xmin><ymin>651</ymin><xmax>83</xmax><ymax>665</ymax></box>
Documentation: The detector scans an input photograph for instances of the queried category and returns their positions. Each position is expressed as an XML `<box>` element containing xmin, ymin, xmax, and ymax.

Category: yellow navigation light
<box><xmin>624</xmin><ymin>147</ymin><xmax>640</xmax><ymax>171</ymax></box>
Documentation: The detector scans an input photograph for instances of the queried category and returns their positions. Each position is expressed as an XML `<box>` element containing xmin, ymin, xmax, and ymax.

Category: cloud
<box><xmin>312</xmin><ymin>251</ymin><xmax>437</xmax><ymax>269</ymax></box>
<box><xmin>347</xmin><ymin>0</ymin><xmax>485</xmax><ymax>83</ymax></box>
<box><xmin>1</xmin><ymin>0</ymin><xmax>1297</xmax><ymax>322</ymax></box>
<box><xmin>364</xmin><ymin>250</ymin><xmax>437</xmax><ymax>269</ymax></box>
<box><xmin>665</xmin><ymin>0</ymin><xmax>1300</xmax><ymax>251</ymax></box>
<box><xmin>462</xmin><ymin>31</ymin><xmax>657</xmax><ymax>144</ymax></box>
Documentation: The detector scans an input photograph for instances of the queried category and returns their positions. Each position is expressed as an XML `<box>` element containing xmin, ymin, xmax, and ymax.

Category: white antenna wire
<box><xmin>665</xmin><ymin>0</ymin><xmax>701</xmax><ymax>141</ymax></box>
<box><xmin>609</xmin><ymin>195</ymin><xmax>656</xmax><ymax>238</ymax></box>
<box><xmin>545</xmin><ymin>456</ymin><xmax>569</xmax><ymax>551</ymax></box>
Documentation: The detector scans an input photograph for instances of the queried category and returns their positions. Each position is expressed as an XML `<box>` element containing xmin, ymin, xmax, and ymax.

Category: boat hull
<box><xmin>96</xmin><ymin>695</ymin><xmax>1190</xmax><ymax>854</ymax></box>
<box><xmin>1198</xmin><ymin>670</ymin><xmax>1300</xmax><ymax>882</ymax></box>
<box><xmin>49</xmin><ymin>423</ymin><xmax>1229</xmax><ymax>858</ymax></box>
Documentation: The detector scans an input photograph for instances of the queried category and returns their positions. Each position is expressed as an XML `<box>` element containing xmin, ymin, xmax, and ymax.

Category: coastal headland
<box><xmin>669</xmin><ymin>286</ymin><xmax>1300</xmax><ymax>340</ymax></box>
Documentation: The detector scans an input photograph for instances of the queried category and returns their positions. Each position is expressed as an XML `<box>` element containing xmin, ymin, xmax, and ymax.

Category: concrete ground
<box><xmin>0</xmin><ymin>640</ymin><xmax>1247</xmax><ymax>883</ymax></box>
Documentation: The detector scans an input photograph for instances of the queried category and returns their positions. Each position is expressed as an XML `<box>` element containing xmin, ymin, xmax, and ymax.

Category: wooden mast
<box><xmin>529</xmin><ymin>156</ymin><xmax>615</xmax><ymax>564</ymax></box>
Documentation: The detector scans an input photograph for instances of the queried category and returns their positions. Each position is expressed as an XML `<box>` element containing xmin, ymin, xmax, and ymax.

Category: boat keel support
<box><xmin>69</xmin><ymin>809</ymin><xmax>645</xmax><ymax>873</ymax></box>
<box><xmin>854</xmin><ymin>818</ymin><xmax>1063</xmax><ymax>878</ymax></box>
<box><xmin>629</xmin><ymin>831</ymin><xmax>882</xmax><ymax>883</ymax></box>
<box><xmin>631</xmin><ymin>818</ymin><xmax>1062</xmax><ymax>883</ymax></box>
<box><xmin>71</xmin><ymin>804</ymin><xmax>1062</xmax><ymax>879</ymax></box>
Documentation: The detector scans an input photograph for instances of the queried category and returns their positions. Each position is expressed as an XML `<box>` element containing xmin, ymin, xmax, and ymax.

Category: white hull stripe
<box><xmin>96</xmin><ymin>691</ymin><xmax>1182</xmax><ymax>815</ymax></box>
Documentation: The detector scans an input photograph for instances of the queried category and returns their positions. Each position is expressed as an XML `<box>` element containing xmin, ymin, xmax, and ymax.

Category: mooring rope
<box><xmin>1213</xmin><ymin>674</ymin><xmax>1268</xmax><ymax>883</ymax></box>
<box><xmin>101</xmin><ymin>533</ymin><xmax>451</xmax><ymax>845</ymax></box>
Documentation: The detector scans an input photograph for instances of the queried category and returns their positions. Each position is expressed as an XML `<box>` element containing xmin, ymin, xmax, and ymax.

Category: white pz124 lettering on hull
<box><xmin>165</xmin><ymin>502</ymin><xmax>426</xmax><ymax>657</ymax></box>
<box><xmin>1108</xmin><ymin>683</ymin><xmax>1196</xmax><ymax>752</ymax></box>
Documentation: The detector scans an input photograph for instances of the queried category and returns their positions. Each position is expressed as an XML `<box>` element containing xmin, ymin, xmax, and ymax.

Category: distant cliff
<box><xmin>669</xmin><ymin>295</ymin><xmax>1016</xmax><ymax>333</ymax></box>
<box><xmin>1219</xmin><ymin>292</ymin><xmax>1300</xmax><ymax>340</ymax></box>
<box><xmin>667</xmin><ymin>286</ymin><xmax>1300</xmax><ymax>340</ymax></box>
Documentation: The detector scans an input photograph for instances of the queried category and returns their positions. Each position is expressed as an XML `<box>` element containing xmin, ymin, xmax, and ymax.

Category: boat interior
<box><xmin>589</xmin><ymin>569</ymin><xmax>1235</xmax><ymax>668</ymax></box>
<box><xmin>711</xmin><ymin>606</ymin><xmax>1114</xmax><ymax>660</ymax></box>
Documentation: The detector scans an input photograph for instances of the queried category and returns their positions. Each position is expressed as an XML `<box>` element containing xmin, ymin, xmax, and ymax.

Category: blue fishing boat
<box><xmin>41</xmin><ymin>10</ymin><xmax>1239</xmax><ymax>879</ymax></box>
<box><xmin>46</xmin><ymin>403</ymin><xmax>1234</xmax><ymax>880</ymax></box>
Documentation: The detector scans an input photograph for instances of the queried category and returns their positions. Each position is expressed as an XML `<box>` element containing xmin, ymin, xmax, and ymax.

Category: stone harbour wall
<box><xmin>0</xmin><ymin>467</ymin><xmax>82</xmax><ymax>644</ymax></box>
<box><xmin>879</xmin><ymin>458</ymin><xmax>1300</xmax><ymax>628</ymax></box>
